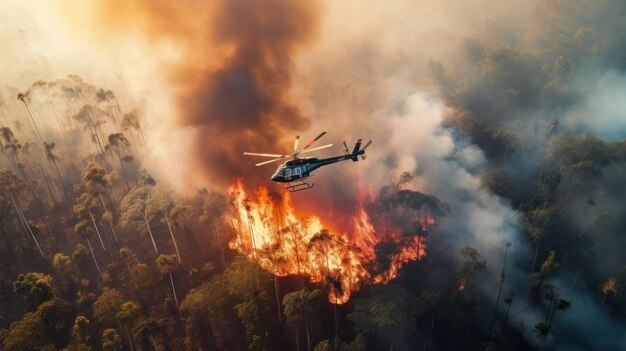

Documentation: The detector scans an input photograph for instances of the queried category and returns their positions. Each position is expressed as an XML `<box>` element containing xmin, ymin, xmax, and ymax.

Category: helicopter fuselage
<box><xmin>270</xmin><ymin>151</ymin><xmax>364</xmax><ymax>183</ymax></box>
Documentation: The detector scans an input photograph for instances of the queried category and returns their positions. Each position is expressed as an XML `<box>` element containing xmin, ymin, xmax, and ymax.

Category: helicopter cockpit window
<box><xmin>273</xmin><ymin>165</ymin><xmax>286</xmax><ymax>178</ymax></box>
<box><xmin>284</xmin><ymin>168</ymin><xmax>292</xmax><ymax>177</ymax></box>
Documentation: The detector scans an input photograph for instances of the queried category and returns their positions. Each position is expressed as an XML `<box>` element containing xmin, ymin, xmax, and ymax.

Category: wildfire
<box><xmin>227</xmin><ymin>179</ymin><xmax>435</xmax><ymax>303</ymax></box>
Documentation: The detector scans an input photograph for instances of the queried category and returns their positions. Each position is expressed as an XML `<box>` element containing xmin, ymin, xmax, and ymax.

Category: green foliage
<box><xmin>547</xmin><ymin>135</ymin><xmax>614</xmax><ymax>180</ymax></box>
<box><xmin>348</xmin><ymin>284</ymin><xmax>418</xmax><ymax>344</ymax></box>
<box><xmin>2</xmin><ymin>311</ymin><xmax>56</xmax><ymax>351</ymax></box>
<box><xmin>92</xmin><ymin>288</ymin><xmax>124</xmax><ymax>327</ymax></box>
<box><xmin>282</xmin><ymin>288</ymin><xmax>323</xmax><ymax>327</ymax></box>
<box><xmin>102</xmin><ymin>328</ymin><xmax>122</xmax><ymax>351</ymax></box>
<box><xmin>314</xmin><ymin>339</ymin><xmax>331</xmax><ymax>351</ymax></box>
<box><xmin>117</xmin><ymin>300</ymin><xmax>141</xmax><ymax>326</ymax></box>
<box><xmin>224</xmin><ymin>257</ymin><xmax>271</xmax><ymax>348</ymax></box>
<box><xmin>156</xmin><ymin>254</ymin><xmax>180</xmax><ymax>275</ymax></box>
<box><xmin>457</xmin><ymin>247</ymin><xmax>487</xmax><ymax>290</ymax></box>
<box><xmin>12</xmin><ymin>272</ymin><xmax>55</xmax><ymax>309</ymax></box>
<box><xmin>2</xmin><ymin>299</ymin><xmax>73</xmax><ymax>351</ymax></box>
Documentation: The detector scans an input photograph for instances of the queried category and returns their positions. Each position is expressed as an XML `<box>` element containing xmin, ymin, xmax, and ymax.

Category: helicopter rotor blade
<box><xmin>299</xmin><ymin>143</ymin><xmax>333</xmax><ymax>155</ymax></box>
<box><xmin>293</xmin><ymin>136</ymin><xmax>300</xmax><ymax>153</ymax></box>
<box><xmin>243</xmin><ymin>152</ymin><xmax>286</xmax><ymax>158</ymax></box>
<box><xmin>255</xmin><ymin>158</ymin><xmax>284</xmax><ymax>166</ymax></box>
<box><xmin>301</xmin><ymin>131</ymin><xmax>327</xmax><ymax>151</ymax></box>
<box><xmin>361</xmin><ymin>140</ymin><xmax>372</xmax><ymax>150</ymax></box>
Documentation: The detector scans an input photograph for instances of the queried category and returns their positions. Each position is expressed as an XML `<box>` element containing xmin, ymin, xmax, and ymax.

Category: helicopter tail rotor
<box><xmin>360</xmin><ymin>140</ymin><xmax>372</xmax><ymax>160</ymax></box>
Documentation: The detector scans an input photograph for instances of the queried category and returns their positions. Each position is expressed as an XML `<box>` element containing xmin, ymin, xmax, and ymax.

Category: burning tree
<box><xmin>226</xmin><ymin>174</ymin><xmax>446</xmax><ymax>304</ymax></box>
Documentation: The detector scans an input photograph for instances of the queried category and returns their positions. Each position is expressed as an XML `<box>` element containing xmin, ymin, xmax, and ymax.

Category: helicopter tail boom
<box><xmin>350</xmin><ymin>138</ymin><xmax>371</xmax><ymax>161</ymax></box>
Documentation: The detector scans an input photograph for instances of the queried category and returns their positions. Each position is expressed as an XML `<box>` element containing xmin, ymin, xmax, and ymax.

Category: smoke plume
<box><xmin>57</xmin><ymin>0</ymin><xmax>320</xmax><ymax>188</ymax></box>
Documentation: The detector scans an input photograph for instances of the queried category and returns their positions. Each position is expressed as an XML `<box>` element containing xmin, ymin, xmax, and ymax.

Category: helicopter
<box><xmin>243</xmin><ymin>132</ymin><xmax>372</xmax><ymax>192</ymax></box>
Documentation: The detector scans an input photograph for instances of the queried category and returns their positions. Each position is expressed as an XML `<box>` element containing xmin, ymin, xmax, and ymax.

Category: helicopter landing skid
<box><xmin>286</xmin><ymin>180</ymin><xmax>314</xmax><ymax>192</ymax></box>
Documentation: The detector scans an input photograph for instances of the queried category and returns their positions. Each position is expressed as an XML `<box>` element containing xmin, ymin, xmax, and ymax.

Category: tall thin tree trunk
<box><xmin>489</xmin><ymin>245</ymin><xmax>509</xmax><ymax>336</ymax></box>
<box><xmin>169</xmin><ymin>271</ymin><xmax>179</xmax><ymax>308</ymax></box>
<box><xmin>142</xmin><ymin>215</ymin><xmax>159</xmax><ymax>254</ymax></box>
<box><xmin>40</xmin><ymin>156</ymin><xmax>63</xmax><ymax>203</ymax></box>
<box><xmin>39</xmin><ymin>166</ymin><xmax>60</xmax><ymax>206</ymax></box>
<box><xmin>212</xmin><ymin>223</ymin><xmax>225</xmax><ymax>265</ymax></box>
<box><xmin>115</xmin><ymin>150</ymin><xmax>131</xmax><ymax>191</ymax></box>
<box><xmin>89</xmin><ymin>210</ymin><xmax>106</xmax><ymax>250</ymax></box>
<box><xmin>305</xmin><ymin>322</ymin><xmax>311</xmax><ymax>351</ymax></box>
<box><xmin>20</xmin><ymin>102</ymin><xmax>45</xmax><ymax>146</ymax></box>
<box><xmin>295</xmin><ymin>326</ymin><xmax>300</xmax><ymax>351</ymax></box>
<box><xmin>9</xmin><ymin>193</ymin><xmax>45</xmax><ymax>257</ymax></box>
<box><xmin>99</xmin><ymin>193</ymin><xmax>118</xmax><ymax>243</ymax></box>
<box><xmin>274</xmin><ymin>275</ymin><xmax>282</xmax><ymax>323</ymax></box>
<box><xmin>86</xmin><ymin>237</ymin><xmax>101</xmax><ymax>275</ymax></box>
<box><xmin>118</xmin><ymin>319</ymin><xmax>134</xmax><ymax>351</ymax></box>
<box><xmin>139</xmin><ymin>127</ymin><xmax>148</xmax><ymax>151</ymax></box>
<box><xmin>165</xmin><ymin>218</ymin><xmax>181</xmax><ymax>263</ymax></box>
<box><xmin>50</xmin><ymin>156</ymin><xmax>68</xmax><ymax>196</ymax></box>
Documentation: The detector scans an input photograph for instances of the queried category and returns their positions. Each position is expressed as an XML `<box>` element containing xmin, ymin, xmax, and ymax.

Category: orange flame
<box><xmin>227</xmin><ymin>179</ymin><xmax>433</xmax><ymax>303</ymax></box>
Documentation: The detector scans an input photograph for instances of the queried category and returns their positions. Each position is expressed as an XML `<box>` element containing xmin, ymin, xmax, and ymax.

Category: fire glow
<box><xmin>227</xmin><ymin>180</ymin><xmax>436</xmax><ymax>303</ymax></box>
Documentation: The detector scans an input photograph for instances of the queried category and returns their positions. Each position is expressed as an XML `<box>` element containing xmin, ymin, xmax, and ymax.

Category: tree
<box><xmin>600</xmin><ymin>276</ymin><xmax>619</xmax><ymax>305</ymax></box>
<box><xmin>156</xmin><ymin>254</ymin><xmax>180</xmax><ymax>309</ymax></box>
<box><xmin>456</xmin><ymin>247</ymin><xmax>487</xmax><ymax>291</ymax></box>
<box><xmin>93</xmin><ymin>288</ymin><xmax>124</xmax><ymax>327</ymax></box>
<box><xmin>224</xmin><ymin>257</ymin><xmax>271</xmax><ymax>349</ymax></box>
<box><xmin>81</xmin><ymin>163</ymin><xmax>118</xmax><ymax>243</ymax></box>
<box><xmin>120</xmin><ymin>186</ymin><xmax>160</xmax><ymax>254</ymax></box>
<box><xmin>489</xmin><ymin>241</ymin><xmax>511</xmax><ymax>336</ymax></box>
<box><xmin>0</xmin><ymin>168</ymin><xmax>45</xmax><ymax>257</ymax></box>
<box><xmin>180</xmin><ymin>276</ymin><xmax>242</xmax><ymax>351</ymax></box>
<box><xmin>102</xmin><ymin>328</ymin><xmax>122</xmax><ymax>351</ymax></box>
<box><xmin>106</xmin><ymin>133</ymin><xmax>132</xmax><ymax>191</ymax></box>
<box><xmin>117</xmin><ymin>300</ymin><xmax>141</xmax><ymax>351</ymax></box>
<box><xmin>70</xmin><ymin>315</ymin><xmax>91</xmax><ymax>349</ymax></box>
<box><xmin>283</xmin><ymin>288</ymin><xmax>323</xmax><ymax>351</ymax></box>
<box><xmin>147</xmin><ymin>184</ymin><xmax>183</xmax><ymax>262</ymax></box>
<box><xmin>52</xmin><ymin>253</ymin><xmax>79</xmax><ymax>297</ymax></box>
<box><xmin>121</xmin><ymin>110</ymin><xmax>147</xmax><ymax>150</ymax></box>
<box><xmin>43</xmin><ymin>142</ymin><xmax>67</xmax><ymax>195</ymax></box>
<box><xmin>74</xmin><ymin>219</ymin><xmax>102</xmax><ymax>275</ymax></box>
<box><xmin>2</xmin><ymin>311</ymin><xmax>56</xmax><ymax>351</ymax></box>
<box><xmin>12</xmin><ymin>272</ymin><xmax>55</xmax><ymax>309</ymax></box>
<box><xmin>132</xmin><ymin>318</ymin><xmax>164</xmax><ymax>351</ymax></box>
<box><xmin>349</xmin><ymin>284</ymin><xmax>418</xmax><ymax>350</ymax></box>
<box><xmin>73</xmin><ymin>105</ymin><xmax>110</xmax><ymax>170</ymax></box>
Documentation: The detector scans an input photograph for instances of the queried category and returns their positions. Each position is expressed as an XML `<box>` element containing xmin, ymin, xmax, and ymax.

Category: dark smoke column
<box><xmin>177</xmin><ymin>0</ymin><xmax>319</xmax><ymax>187</ymax></box>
